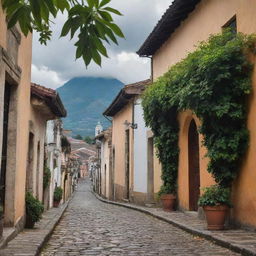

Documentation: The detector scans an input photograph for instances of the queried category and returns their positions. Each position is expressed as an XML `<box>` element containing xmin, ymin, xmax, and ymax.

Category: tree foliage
<box><xmin>74</xmin><ymin>134</ymin><xmax>83</xmax><ymax>140</ymax></box>
<box><xmin>84</xmin><ymin>135</ymin><xmax>94</xmax><ymax>144</ymax></box>
<box><xmin>142</xmin><ymin>31</ymin><xmax>256</xmax><ymax>194</ymax></box>
<box><xmin>2</xmin><ymin>0</ymin><xmax>124</xmax><ymax>66</ymax></box>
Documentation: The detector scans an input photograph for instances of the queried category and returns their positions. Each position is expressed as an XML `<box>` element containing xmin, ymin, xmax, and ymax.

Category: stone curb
<box><xmin>36</xmin><ymin>198</ymin><xmax>71</xmax><ymax>256</ymax></box>
<box><xmin>0</xmin><ymin>194</ymin><xmax>73</xmax><ymax>256</ymax></box>
<box><xmin>93</xmin><ymin>191</ymin><xmax>255</xmax><ymax>256</ymax></box>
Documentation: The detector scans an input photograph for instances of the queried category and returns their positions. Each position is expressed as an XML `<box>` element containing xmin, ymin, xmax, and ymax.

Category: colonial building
<box><xmin>45</xmin><ymin>119</ymin><xmax>65</xmax><ymax>209</ymax></box>
<box><xmin>95</xmin><ymin>128</ymin><xmax>113</xmax><ymax>199</ymax></box>
<box><xmin>137</xmin><ymin>0</ymin><xmax>256</xmax><ymax>228</ymax></box>
<box><xmin>103</xmin><ymin>80</ymin><xmax>151</xmax><ymax>203</ymax></box>
<box><xmin>0</xmin><ymin>5</ymin><xmax>32</xmax><ymax>230</ymax></box>
<box><xmin>95</xmin><ymin>121</ymin><xmax>103</xmax><ymax>137</ymax></box>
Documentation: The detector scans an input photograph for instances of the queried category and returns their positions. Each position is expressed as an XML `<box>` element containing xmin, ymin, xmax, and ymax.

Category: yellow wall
<box><xmin>112</xmin><ymin>102</ymin><xmax>133</xmax><ymax>199</ymax></box>
<box><xmin>29</xmin><ymin>106</ymin><xmax>48</xmax><ymax>202</ymax></box>
<box><xmin>14</xmin><ymin>32</ymin><xmax>32</xmax><ymax>225</ymax></box>
<box><xmin>152</xmin><ymin>0</ymin><xmax>256</xmax><ymax>227</ymax></box>
<box><xmin>0</xmin><ymin>5</ymin><xmax>32</xmax><ymax>226</ymax></box>
<box><xmin>177</xmin><ymin>111</ymin><xmax>215</xmax><ymax>210</ymax></box>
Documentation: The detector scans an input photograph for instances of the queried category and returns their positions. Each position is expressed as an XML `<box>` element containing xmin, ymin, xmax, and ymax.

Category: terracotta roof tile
<box><xmin>103</xmin><ymin>79</ymin><xmax>151</xmax><ymax>117</ymax></box>
<box><xmin>137</xmin><ymin>0</ymin><xmax>201</xmax><ymax>56</ymax></box>
<box><xmin>31</xmin><ymin>83</ymin><xmax>67</xmax><ymax>117</ymax></box>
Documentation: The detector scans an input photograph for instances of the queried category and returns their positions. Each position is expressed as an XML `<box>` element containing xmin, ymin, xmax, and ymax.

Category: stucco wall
<box><xmin>100</xmin><ymin>138</ymin><xmax>110</xmax><ymax>198</ymax></box>
<box><xmin>112</xmin><ymin>102</ymin><xmax>133</xmax><ymax>200</ymax></box>
<box><xmin>151</xmin><ymin>0</ymin><xmax>256</xmax><ymax>227</ymax></box>
<box><xmin>0</xmin><ymin>5</ymin><xmax>32</xmax><ymax>226</ymax></box>
<box><xmin>133</xmin><ymin>98</ymin><xmax>148</xmax><ymax>193</ymax></box>
<box><xmin>29</xmin><ymin>106</ymin><xmax>48</xmax><ymax>202</ymax></box>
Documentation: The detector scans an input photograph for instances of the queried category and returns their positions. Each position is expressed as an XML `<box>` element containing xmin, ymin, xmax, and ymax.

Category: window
<box><xmin>223</xmin><ymin>16</ymin><xmax>237</xmax><ymax>34</ymax></box>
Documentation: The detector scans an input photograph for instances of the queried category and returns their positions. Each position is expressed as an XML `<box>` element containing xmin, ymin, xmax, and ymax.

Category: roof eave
<box><xmin>137</xmin><ymin>0</ymin><xmax>201</xmax><ymax>57</ymax></box>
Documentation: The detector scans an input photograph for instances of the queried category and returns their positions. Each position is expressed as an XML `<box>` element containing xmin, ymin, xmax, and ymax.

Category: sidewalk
<box><xmin>0</xmin><ymin>200</ymin><xmax>69</xmax><ymax>256</ymax></box>
<box><xmin>94</xmin><ymin>193</ymin><xmax>256</xmax><ymax>256</ymax></box>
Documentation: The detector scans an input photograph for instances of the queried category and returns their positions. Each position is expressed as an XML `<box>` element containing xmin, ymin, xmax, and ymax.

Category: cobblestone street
<box><xmin>40</xmin><ymin>179</ymin><xmax>239</xmax><ymax>256</ymax></box>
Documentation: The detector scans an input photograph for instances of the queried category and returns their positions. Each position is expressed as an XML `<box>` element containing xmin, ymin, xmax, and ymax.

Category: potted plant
<box><xmin>0</xmin><ymin>205</ymin><xmax>4</xmax><ymax>238</ymax></box>
<box><xmin>25</xmin><ymin>192</ymin><xmax>44</xmax><ymax>228</ymax></box>
<box><xmin>198</xmin><ymin>185</ymin><xmax>231</xmax><ymax>230</ymax></box>
<box><xmin>53</xmin><ymin>187</ymin><xmax>63</xmax><ymax>207</ymax></box>
<box><xmin>158</xmin><ymin>184</ymin><xmax>176</xmax><ymax>212</ymax></box>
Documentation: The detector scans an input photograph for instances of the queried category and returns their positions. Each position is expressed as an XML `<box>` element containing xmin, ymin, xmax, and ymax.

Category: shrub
<box><xmin>54</xmin><ymin>187</ymin><xmax>63</xmax><ymax>202</ymax></box>
<box><xmin>43</xmin><ymin>166</ymin><xmax>51</xmax><ymax>190</ymax></box>
<box><xmin>198</xmin><ymin>185</ymin><xmax>232</xmax><ymax>207</ymax></box>
<box><xmin>0</xmin><ymin>205</ymin><xmax>3</xmax><ymax>218</ymax></box>
<box><xmin>25</xmin><ymin>192</ymin><xmax>44</xmax><ymax>223</ymax></box>
<box><xmin>142</xmin><ymin>30</ymin><xmax>256</xmax><ymax>193</ymax></box>
<box><xmin>158</xmin><ymin>183</ymin><xmax>177</xmax><ymax>197</ymax></box>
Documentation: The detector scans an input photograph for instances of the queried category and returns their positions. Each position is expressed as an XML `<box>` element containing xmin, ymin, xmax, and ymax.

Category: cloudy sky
<box><xmin>32</xmin><ymin>0</ymin><xmax>171</xmax><ymax>89</ymax></box>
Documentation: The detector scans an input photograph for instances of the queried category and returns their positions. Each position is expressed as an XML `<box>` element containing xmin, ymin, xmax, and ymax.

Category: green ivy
<box><xmin>142</xmin><ymin>31</ymin><xmax>256</xmax><ymax>194</ymax></box>
<box><xmin>198</xmin><ymin>185</ymin><xmax>232</xmax><ymax>207</ymax></box>
<box><xmin>43</xmin><ymin>166</ymin><xmax>51</xmax><ymax>190</ymax></box>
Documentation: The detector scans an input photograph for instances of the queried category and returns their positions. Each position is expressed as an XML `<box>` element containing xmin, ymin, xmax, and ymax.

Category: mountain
<box><xmin>57</xmin><ymin>77</ymin><xmax>124</xmax><ymax>136</ymax></box>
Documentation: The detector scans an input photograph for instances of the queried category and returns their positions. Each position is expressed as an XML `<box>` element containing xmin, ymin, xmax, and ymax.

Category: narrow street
<box><xmin>41</xmin><ymin>179</ymin><xmax>239</xmax><ymax>256</ymax></box>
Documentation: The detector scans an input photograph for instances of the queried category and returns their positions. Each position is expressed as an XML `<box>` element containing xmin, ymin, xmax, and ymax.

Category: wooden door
<box><xmin>188</xmin><ymin>119</ymin><xmax>200</xmax><ymax>211</ymax></box>
<box><xmin>125</xmin><ymin>130</ymin><xmax>130</xmax><ymax>199</ymax></box>
<box><xmin>0</xmin><ymin>82</ymin><xmax>11</xmax><ymax>208</ymax></box>
<box><xmin>147</xmin><ymin>137</ymin><xmax>154</xmax><ymax>202</ymax></box>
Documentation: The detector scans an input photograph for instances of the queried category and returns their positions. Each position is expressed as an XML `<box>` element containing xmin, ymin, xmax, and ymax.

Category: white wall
<box><xmin>133</xmin><ymin>98</ymin><xmax>148</xmax><ymax>193</ymax></box>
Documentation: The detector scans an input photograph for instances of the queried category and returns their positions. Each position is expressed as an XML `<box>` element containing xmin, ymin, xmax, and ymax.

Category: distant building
<box><xmin>95</xmin><ymin>121</ymin><xmax>103</xmax><ymax>136</ymax></box>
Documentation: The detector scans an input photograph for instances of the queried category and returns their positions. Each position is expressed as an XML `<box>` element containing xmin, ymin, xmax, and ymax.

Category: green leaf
<box><xmin>106</xmin><ymin>22</ymin><xmax>124</xmax><ymax>38</ymax></box>
<box><xmin>105</xmin><ymin>26</ymin><xmax>118</xmax><ymax>44</ymax></box>
<box><xmin>83</xmin><ymin>50</ymin><xmax>92</xmax><ymax>67</ymax></box>
<box><xmin>103</xmin><ymin>7</ymin><xmax>122</xmax><ymax>16</ymax></box>
<box><xmin>60</xmin><ymin>19</ymin><xmax>72</xmax><ymax>37</ymax></box>
<box><xmin>44</xmin><ymin>0</ymin><xmax>57</xmax><ymax>17</ymax></box>
<box><xmin>70</xmin><ymin>17</ymin><xmax>82</xmax><ymax>39</ymax></box>
<box><xmin>55</xmin><ymin>0</ymin><xmax>69</xmax><ymax>12</ymax></box>
<box><xmin>91</xmin><ymin>48</ymin><xmax>102</xmax><ymax>66</ymax></box>
<box><xmin>99</xmin><ymin>0</ymin><xmax>111</xmax><ymax>8</ymax></box>
<box><xmin>99</xmin><ymin>10</ymin><xmax>113</xmax><ymax>22</ymax></box>
<box><xmin>87</xmin><ymin>0</ymin><xmax>95</xmax><ymax>8</ymax></box>
<box><xmin>92</xmin><ymin>35</ymin><xmax>108</xmax><ymax>57</ymax></box>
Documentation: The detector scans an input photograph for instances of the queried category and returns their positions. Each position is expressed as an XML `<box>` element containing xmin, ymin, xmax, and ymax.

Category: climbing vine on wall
<box><xmin>142</xmin><ymin>30</ymin><xmax>256</xmax><ymax>194</ymax></box>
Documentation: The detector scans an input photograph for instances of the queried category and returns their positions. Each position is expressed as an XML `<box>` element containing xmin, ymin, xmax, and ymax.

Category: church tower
<box><xmin>95</xmin><ymin>121</ymin><xmax>103</xmax><ymax>136</ymax></box>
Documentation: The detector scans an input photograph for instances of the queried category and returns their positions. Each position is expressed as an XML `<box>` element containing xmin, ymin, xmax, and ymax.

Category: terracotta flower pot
<box><xmin>203</xmin><ymin>205</ymin><xmax>229</xmax><ymax>230</ymax></box>
<box><xmin>53</xmin><ymin>200</ymin><xmax>60</xmax><ymax>208</ymax></box>
<box><xmin>25</xmin><ymin>216</ymin><xmax>35</xmax><ymax>229</ymax></box>
<box><xmin>161</xmin><ymin>194</ymin><xmax>176</xmax><ymax>212</ymax></box>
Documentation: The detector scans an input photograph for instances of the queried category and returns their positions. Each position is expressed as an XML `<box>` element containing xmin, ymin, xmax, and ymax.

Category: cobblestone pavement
<box><xmin>41</xmin><ymin>179</ymin><xmax>240</xmax><ymax>256</ymax></box>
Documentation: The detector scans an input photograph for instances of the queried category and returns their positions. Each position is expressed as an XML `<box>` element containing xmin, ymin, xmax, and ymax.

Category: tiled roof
<box><xmin>31</xmin><ymin>83</ymin><xmax>67</xmax><ymax>117</ymax></box>
<box><xmin>103</xmin><ymin>79</ymin><xmax>151</xmax><ymax>117</ymax></box>
<box><xmin>137</xmin><ymin>0</ymin><xmax>201</xmax><ymax>56</ymax></box>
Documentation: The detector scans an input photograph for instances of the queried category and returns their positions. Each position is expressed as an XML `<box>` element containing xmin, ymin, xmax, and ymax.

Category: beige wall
<box><xmin>0</xmin><ymin>5</ymin><xmax>32</xmax><ymax>226</ymax></box>
<box><xmin>100</xmin><ymin>138</ymin><xmax>110</xmax><ymax>198</ymax></box>
<box><xmin>112</xmin><ymin>102</ymin><xmax>133</xmax><ymax>200</ymax></box>
<box><xmin>29</xmin><ymin>105</ymin><xmax>48</xmax><ymax>202</ymax></box>
<box><xmin>14</xmin><ymin>32</ymin><xmax>32</xmax><ymax>226</ymax></box>
<box><xmin>151</xmin><ymin>0</ymin><xmax>256</xmax><ymax>227</ymax></box>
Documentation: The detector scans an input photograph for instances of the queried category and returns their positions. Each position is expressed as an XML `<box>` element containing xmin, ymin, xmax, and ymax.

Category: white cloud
<box><xmin>31</xmin><ymin>64</ymin><xmax>66</xmax><ymax>89</ymax></box>
<box><xmin>32</xmin><ymin>0</ymin><xmax>171</xmax><ymax>88</ymax></box>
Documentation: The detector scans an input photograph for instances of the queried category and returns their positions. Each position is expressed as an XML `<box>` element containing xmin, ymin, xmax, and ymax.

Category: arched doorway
<box><xmin>188</xmin><ymin>119</ymin><xmax>200</xmax><ymax>211</ymax></box>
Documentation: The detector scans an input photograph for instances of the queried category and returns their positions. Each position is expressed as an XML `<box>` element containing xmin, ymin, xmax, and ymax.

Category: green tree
<box><xmin>74</xmin><ymin>134</ymin><xmax>83</xmax><ymax>140</ymax></box>
<box><xmin>2</xmin><ymin>0</ymin><xmax>124</xmax><ymax>66</ymax></box>
<box><xmin>84</xmin><ymin>135</ymin><xmax>94</xmax><ymax>144</ymax></box>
